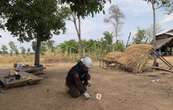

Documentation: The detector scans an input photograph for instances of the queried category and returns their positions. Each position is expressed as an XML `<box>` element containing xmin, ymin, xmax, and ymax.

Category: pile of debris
<box><xmin>0</xmin><ymin>64</ymin><xmax>46</xmax><ymax>89</ymax></box>
<box><xmin>103</xmin><ymin>44</ymin><xmax>153</xmax><ymax>73</ymax></box>
<box><xmin>14</xmin><ymin>63</ymin><xmax>46</xmax><ymax>75</ymax></box>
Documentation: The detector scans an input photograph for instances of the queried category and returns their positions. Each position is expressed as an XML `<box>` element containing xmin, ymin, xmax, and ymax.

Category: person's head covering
<box><xmin>80</xmin><ymin>57</ymin><xmax>92</xmax><ymax>68</ymax></box>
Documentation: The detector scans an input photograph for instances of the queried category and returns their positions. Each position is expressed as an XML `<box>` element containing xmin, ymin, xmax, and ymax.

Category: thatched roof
<box><xmin>155</xmin><ymin>37</ymin><xmax>173</xmax><ymax>49</ymax></box>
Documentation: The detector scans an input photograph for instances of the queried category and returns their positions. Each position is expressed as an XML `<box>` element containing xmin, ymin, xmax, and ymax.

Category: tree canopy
<box><xmin>0</xmin><ymin>0</ymin><xmax>10</xmax><ymax>28</ymax></box>
<box><xmin>61</xmin><ymin>0</ymin><xmax>109</xmax><ymax>17</ymax></box>
<box><xmin>144</xmin><ymin>0</ymin><xmax>172</xmax><ymax>10</ymax></box>
<box><xmin>6</xmin><ymin>0</ymin><xmax>68</xmax><ymax>42</ymax></box>
<box><xmin>5</xmin><ymin>0</ymin><xmax>68</xmax><ymax>65</ymax></box>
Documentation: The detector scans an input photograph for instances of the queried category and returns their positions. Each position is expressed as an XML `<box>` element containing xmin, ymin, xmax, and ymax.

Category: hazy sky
<box><xmin>0</xmin><ymin>0</ymin><xmax>173</xmax><ymax>50</ymax></box>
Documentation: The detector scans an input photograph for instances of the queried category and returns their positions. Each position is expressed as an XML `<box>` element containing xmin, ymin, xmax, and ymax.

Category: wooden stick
<box><xmin>152</xmin><ymin>66</ymin><xmax>173</xmax><ymax>73</ymax></box>
<box><xmin>152</xmin><ymin>49</ymin><xmax>173</xmax><ymax>69</ymax></box>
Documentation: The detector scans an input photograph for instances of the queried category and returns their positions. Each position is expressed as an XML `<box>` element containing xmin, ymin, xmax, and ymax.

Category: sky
<box><xmin>0</xmin><ymin>0</ymin><xmax>173</xmax><ymax>50</ymax></box>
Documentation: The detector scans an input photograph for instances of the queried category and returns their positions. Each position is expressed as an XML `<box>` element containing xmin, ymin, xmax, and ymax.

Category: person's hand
<box><xmin>83</xmin><ymin>92</ymin><xmax>91</xmax><ymax>99</ymax></box>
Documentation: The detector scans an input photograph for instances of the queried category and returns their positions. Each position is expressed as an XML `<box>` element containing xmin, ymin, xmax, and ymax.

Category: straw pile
<box><xmin>103</xmin><ymin>52</ymin><xmax>124</xmax><ymax>62</ymax></box>
<box><xmin>104</xmin><ymin>44</ymin><xmax>153</xmax><ymax>73</ymax></box>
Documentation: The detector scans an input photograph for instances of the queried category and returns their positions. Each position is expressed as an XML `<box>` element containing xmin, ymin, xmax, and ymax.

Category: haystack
<box><xmin>103</xmin><ymin>52</ymin><xmax>124</xmax><ymax>62</ymax></box>
<box><xmin>104</xmin><ymin>44</ymin><xmax>153</xmax><ymax>73</ymax></box>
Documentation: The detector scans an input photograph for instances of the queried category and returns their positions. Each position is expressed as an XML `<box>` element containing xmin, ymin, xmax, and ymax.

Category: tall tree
<box><xmin>62</xmin><ymin>0</ymin><xmax>109</xmax><ymax>57</ymax></box>
<box><xmin>6</xmin><ymin>0</ymin><xmax>68</xmax><ymax>66</ymax></box>
<box><xmin>71</xmin><ymin>12</ymin><xmax>83</xmax><ymax>57</ymax></box>
<box><xmin>104</xmin><ymin>5</ymin><xmax>125</xmax><ymax>42</ymax></box>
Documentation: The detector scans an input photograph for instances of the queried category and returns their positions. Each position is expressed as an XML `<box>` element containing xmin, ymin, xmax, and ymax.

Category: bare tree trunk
<box><xmin>34</xmin><ymin>37</ymin><xmax>41</xmax><ymax>66</ymax></box>
<box><xmin>72</xmin><ymin>13</ymin><xmax>83</xmax><ymax>58</ymax></box>
<box><xmin>115</xmin><ymin>22</ymin><xmax>118</xmax><ymax>43</ymax></box>
<box><xmin>78</xmin><ymin>15</ymin><xmax>84</xmax><ymax>57</ymax></box>
<box><xmin>152</xmin><ymin>2</ymin><xmax>157</xmax><ymax>66</ymax></box>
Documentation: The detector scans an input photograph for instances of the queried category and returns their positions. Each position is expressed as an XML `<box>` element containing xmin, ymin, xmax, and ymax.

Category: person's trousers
<box><xmin>68</xmin><ymin>86</ymin><xmax>81</xmax><ymax>98</ymax></box>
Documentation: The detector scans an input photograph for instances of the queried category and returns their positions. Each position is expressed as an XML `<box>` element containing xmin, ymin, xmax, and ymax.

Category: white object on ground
<box><xmin>151</xmin><ymin>79</ymin><xmax>160</xmax><ymax>83</ymax></box>
<box><xmin>156</xmin><ymin>79</ymin><xmax>160</xmax><ymax>82</ymax></box>
<box><xmin>83</xmin><ymin>92</ymin><xmax>91</xmax><ymax>99</ymax></box>
<box><xmin>96</xmin><ymin>93</ymin><xmax>102</xmax><ymax>100</ymax></box>
<box><xmin>151</xmin><ymin>80</ymin><xmax>155</xmax><ymax>83</ymax></box>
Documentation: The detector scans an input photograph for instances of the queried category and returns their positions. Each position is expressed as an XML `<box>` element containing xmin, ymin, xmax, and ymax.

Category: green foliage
<box><xmin>59</xmin><ymin>40</ymin><xmax>78</xmax><ymax>54</ymax></box>
<box><xmin>100</xmin><ymin>31</ymin><xmax>114</xmax><ymax>53</ymax></box>
<box><xmin>103</xmin><ymin>31</ymin><xmax>113</xmax><ymax>45</ymax></box>
<box><xmin>1</xmin><ymin>45</ymin><xmax>8</xmax><ymax>54</ymax></box>
<box><xmin>0</xmin><ymin>0</ymin><xmax>10</xmax><ymax>29</ymax></box>
<box><xmin>133</xmin><ymin>28</ymin><xmax>147</xmax><ymax>44</ymax></box>
<box><xmin>6</xmin><ymin>0</ymin><xmax>68</xmax><ymax>42</ymax></box>
<box><xmin>61</xmin><ymin>0</ymin><xmax>108</xmax><ymax>17</ymax></box>
<box><xmin>81</xmin><ymin>39</ymin><xmax>98</xmax><ymax>53</ymax></box>
<box><xmin>5</xmin><ymin>0</ymin><xmax>68</xmax><ymax>65</ymax></box>
<box><xmin>58</xmin><ymin>32</ymin><xmax>125</xmax><ymax>56</ymax></box>
<box><xmin>113</xmin><ymin>41</ymin><xmax>125</xmax><ymax>51</ymax></box>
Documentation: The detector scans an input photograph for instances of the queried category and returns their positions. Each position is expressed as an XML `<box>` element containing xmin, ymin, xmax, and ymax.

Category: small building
<box><xmin>155</xmin><ymin>29</ymin><xmax>173</xmax><ymax>56</ymax></box>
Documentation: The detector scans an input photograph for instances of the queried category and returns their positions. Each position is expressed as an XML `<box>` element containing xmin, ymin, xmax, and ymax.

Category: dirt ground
<box><xmin>1</xmin><ymin>62</ymin><xmax>173</xmax><ymax>110</ymax></box>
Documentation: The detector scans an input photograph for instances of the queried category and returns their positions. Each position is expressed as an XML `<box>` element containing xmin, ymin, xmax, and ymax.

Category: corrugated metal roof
<box><xmin>155</xmin><ymin>37</ymin><xmax>173</xmax><ymax>49</ymax></box>
<box><xmin>156</xmin><ymin>29</ymin><xmax>173</xmax><ymax>36</ymax></box>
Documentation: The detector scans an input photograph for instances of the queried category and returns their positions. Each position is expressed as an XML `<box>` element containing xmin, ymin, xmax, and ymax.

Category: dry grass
<box><xmin>0</xmin><ymin>55</ymin><xmax>34</xmax><ymax>66</ymax></box>
<box><xmin>0</xmin><ymin>53</ymin><xmax>75</xmax><ymax>68</ymax></box>
<box><xmin>43</xmin><ymin>53</ymin><xmax>77</xmax><ymax>63</ymax></box>
<box><xmin>103</xmin><ymin>52</ymin><xmax>124</xmax><ymax>62</ymax></box>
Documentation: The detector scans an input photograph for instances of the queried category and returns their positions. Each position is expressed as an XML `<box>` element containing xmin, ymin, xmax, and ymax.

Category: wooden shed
<box><xmin>155</xmin><ymin>29</ymin><xmax>173</xmax><ymax>56</ymax></box>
